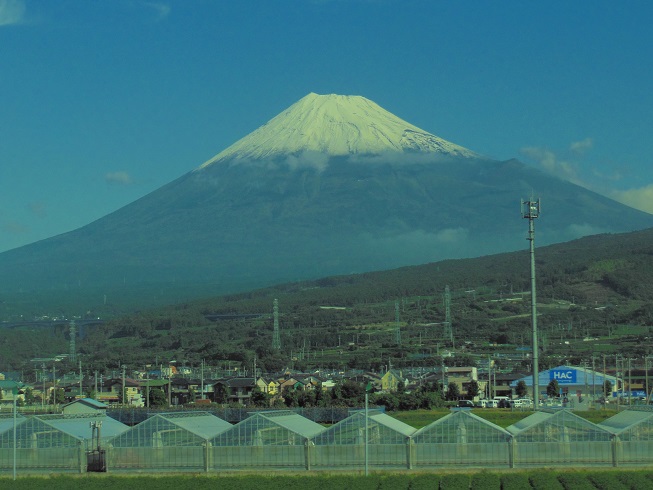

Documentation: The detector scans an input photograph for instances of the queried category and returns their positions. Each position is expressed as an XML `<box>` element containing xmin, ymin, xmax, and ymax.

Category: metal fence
<box><xmin>2</xmin><ymin>409</ymin><xmax>653</xmax><ymax>473</ymax></box>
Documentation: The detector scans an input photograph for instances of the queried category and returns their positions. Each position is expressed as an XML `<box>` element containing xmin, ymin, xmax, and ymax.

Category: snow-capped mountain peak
<box><xmin>199</xmin><ymin>92</ymin><xmax>480</xmax><ymax>168</ymax></box>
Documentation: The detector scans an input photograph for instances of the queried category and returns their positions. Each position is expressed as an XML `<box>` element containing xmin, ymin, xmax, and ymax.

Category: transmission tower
<box><xmin>395</xmin><ymin>300</ymin><xmax>401</xmax><ymax>346</ymax></box>
<box><xmin>272</xmin><ymin>298</ymin><xmax>281</xmax><ymax>350</ymax></box>
<box><xmin>443</xmin><ymin>285</ymin><xmax>453</xmax><ymax>345</ymax></box>
<box><xmin>69</xmin><ymin>320</ymin><xmax>76</xmax><ymax>363</ymax></box>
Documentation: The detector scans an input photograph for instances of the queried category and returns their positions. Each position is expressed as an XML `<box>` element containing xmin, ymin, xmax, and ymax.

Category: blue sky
<box><xmin>1</xmin><ymin>0</ymin><xmax>652</xmax><ymax>253</ymax></box>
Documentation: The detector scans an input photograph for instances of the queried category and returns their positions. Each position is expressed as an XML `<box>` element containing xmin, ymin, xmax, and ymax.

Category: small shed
<box><xmin>311</xmin><ymin>410</ymin><xmax>416</xmax><ymax>469</ymax></box>
<box><xmin>507</xmin><ymin>409</ymin><xmax>613</xmax><ymax>466</ymax></box>
<box><xmin>411</xmin><ymin>409</ymin><xmax>511</xmax><ymax>467</ymax></box>
<box><xmin>62</xmin><ymin>398</ymin><xmax>108</xmax><ymax>414</ymax></box>
<box><xmin>598</xmin><ymin>409</ymin><xmax>653</xmax><ymax>464</ymax></box>
<box><xmin>209</xmin><ymin>410</ymin><xmax>326</xmax><ymax>470</ymax></box>
<box><xmin>108</xmin><ymin>411</ymin><xmax>232</xmax><ymax>471</ymax></box>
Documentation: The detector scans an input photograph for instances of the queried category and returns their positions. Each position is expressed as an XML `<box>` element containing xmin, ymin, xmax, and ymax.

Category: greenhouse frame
<box><xmin>35</xmin><ymin>413</ymin><xmax>129</xmax><ymax>450</ymax></box>
<box><xmin>311</xmin><ymin>410</ymin><xmax>416</xmax><ymax>469</ymax></box>
<box><xmin>598</xmin><ymin>409</ymin><xmax>653</xmax><ymax>465</ymax></box>
<box><xmin>208</xmin><ymin>410</ymin><xmax>325</xmax><ymax>470</ymax></box>
<box><xmin>507</xmin><ymin>409</ymin><xmax>614</xmax><ymax>466</ymax></box>
<box><xmin>411</xmin><ymin>410</ymin><xmax>511</xmax><ymax>468</ymax></box>
<box><xmin>5</xmin><ymin>409</ymin><xmax>653</xmax><ymax>473</ymax></box>
<box><xmin>0</xmin><ymin>415</ymin><xmax>85</xmax><ymax>473</ymax></box>
<box><xmin>108</xmin><ymin>411</ymin><xmax>232</xmax><ymax>471</ymax></box>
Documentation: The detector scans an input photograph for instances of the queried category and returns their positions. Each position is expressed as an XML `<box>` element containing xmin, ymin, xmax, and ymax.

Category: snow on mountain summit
<box><xmin>199</xmin><ymin>93</ymin><xmax>480</xmax><ymax>168</ymax></box>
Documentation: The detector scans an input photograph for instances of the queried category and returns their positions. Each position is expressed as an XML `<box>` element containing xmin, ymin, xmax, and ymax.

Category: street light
<box><xmin>521</xmin><ymin>197</ymin><xmax>540</xmax><ymax>410</ymax></box>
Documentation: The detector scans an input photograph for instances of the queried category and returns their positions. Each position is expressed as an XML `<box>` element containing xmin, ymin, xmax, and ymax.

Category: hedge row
<box><xmin>2</xmin><ymin>470</ymin><xmax>653</xmax><ymax>489</ymax></box>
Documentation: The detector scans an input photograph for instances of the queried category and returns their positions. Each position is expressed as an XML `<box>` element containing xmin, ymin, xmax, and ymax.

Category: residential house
<box><xmin>380</xmin><ymin>369</ymin><xmax>404</xmax><ymax>392</ymax></box>
<box><xmin>214</xmin><ymin>377</ymin><xmax>257</xmax><ymax>405</ymax></box>
<box><xmin>445</xmin><ymin>366</ymin><xmax>479</xmax><ymax>399</ymax></box>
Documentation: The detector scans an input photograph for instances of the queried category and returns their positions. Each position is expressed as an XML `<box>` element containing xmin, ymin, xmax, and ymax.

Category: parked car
<box><xmin>457</xmin><ymin>399</ymin><xmax>475</xmax><ymax>408</ymax></box>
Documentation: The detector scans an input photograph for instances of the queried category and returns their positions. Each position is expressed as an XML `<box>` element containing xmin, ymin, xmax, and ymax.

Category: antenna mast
<box><xmin>521</xmin><ymin>196</ymin><xmax>541</xmax><ymax>409</ymax></box>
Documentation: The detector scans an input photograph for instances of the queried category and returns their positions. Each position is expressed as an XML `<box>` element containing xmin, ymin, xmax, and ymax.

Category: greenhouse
<box><xmin>507</xmin><ymin>409</ymin><xmax>613</xmax><ymax>466</ymax></box>
<box><xmin>310</xmin><ymin>410</ymin><xmax>416</xmax><ymax>469</ymax></box>
<box><xmin>0</xmin><ymin>415</ymin><xmax>85</xmax><ymax>473</ymax></box>
<box><xmin>35</xmin><ymin>413</ymin><xmax>129</xmax><ymax>450</ymax></box>
<box><xmin>598</xmin><ymin>409</ymin><xmax>653</xmax><ymax>465</ymax></box>
<box><xmin>108</xmin><ymin>411</ymin><xmax>232</xmax><ymax>471</ymax></box>
<box><xmin>208</xmin><ymin>410</ymin><xmax>325</xmax><ymax>470</ymax></box>
<box><xmin>411</xmin><ymin>410</ymin><xmax>511</xmax><ymax>468</ymax></box>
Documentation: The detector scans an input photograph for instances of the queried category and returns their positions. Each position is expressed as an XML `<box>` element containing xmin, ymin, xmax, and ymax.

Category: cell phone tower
<box><xmin>69</xmin><ymin>320</ymin><xmax>76</xmax><ymax>363</ymax></box>
<box><xmin>521</xmin><ymin>196</ymin><xmax>541</xmax><ymax>410</ymax></box>
<box><xmin>272</xmin><ymin>298</ymin><xmax>281</xmax><ymax>351</ymax></box>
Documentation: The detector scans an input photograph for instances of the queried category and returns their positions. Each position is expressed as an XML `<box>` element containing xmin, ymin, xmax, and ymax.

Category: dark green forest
<box><xmin>2</xmin><ymin>227</ymin><xmax>653</xmax><ymax>375</ymax></box>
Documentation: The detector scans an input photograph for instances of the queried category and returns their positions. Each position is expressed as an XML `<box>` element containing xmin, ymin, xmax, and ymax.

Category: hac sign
<box><xmin>550</xmin><ymin>369</ymin><xmax>577</xmax><ymax>384</ymax></box>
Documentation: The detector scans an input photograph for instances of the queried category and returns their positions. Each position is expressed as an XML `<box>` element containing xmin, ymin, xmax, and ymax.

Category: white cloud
<box><xmin>519</xmin><ymin>146</ymin><xmax>578</xmax><ymax>183</ymax></box>
<box><xmin>610</xmin><ymin>185</ymin><xmax>653</xmax><ymax>214</ymax></box>
<box><xmin>569</xmin><ymin>137</ymin><xmax>593</xmax><ymax>155</ymax></box>
<box><xmin>105</xmin><ymin>171</ymin><xmax>133</xmax><ymax>185</ymax></box>
<box><xmin>0</xmin><ymin>0</ymin><xmax>25</xmax><ymax>26</ymax></box>
<box><xmin>145</xmin><ymin>2</ymin><xmax>170</xmax><ymax>21</ymax></box>
<box><xmin>285</xmin><ymin>151</ymin><xmax>329</xmax><ymax>172</ymax></box>
<box><xmin>28</xmin><ymin>201</ymin><xmax>46</xmax><ymax>218</ymax></box>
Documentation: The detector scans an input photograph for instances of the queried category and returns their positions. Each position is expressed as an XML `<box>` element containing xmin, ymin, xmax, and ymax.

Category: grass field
<box><xmin>388</xmin><ymin>408</ymin><xmax>619</xmax><ymax>429</ymax></box>
<box><xmin>2</xmin><ymin>469</ymin><xmax>653</xmax><ymax>489</ymax></box>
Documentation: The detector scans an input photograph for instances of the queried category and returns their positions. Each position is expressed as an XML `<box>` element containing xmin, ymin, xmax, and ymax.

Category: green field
<box><xmin>3</xmin><ymin>470</ymin><xmax>653</xmax><ymax>490</ymax></box>
<box><xmin>388</xmin><ymin>408</ymin><xmax>619</xmax><ymax>429</ymax></box>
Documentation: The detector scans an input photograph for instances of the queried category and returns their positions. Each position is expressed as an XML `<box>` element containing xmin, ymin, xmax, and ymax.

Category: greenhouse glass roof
<box><xmin>598</xmin><ymin>409</ymin><xmax>653</xmax><ymax>437</ymax></box>
<box><xmin>412</xmin><ymin>410</ymin><xmax>510</xmax><ymax>444</ymax></box>
<box><xmin>0</xmin><ymin>413</ymin><xmax>25</xmax><ymax>434</ymax></box>
<box><xmin>312</xmin><ymin>410</ymin><xmax>416</xmax><ymax>445</ymax></box>
<box><xmin>0</xmin><ymin>416</ymin><xmax>82</xmax><ymax>449</ymax></box>
<box><xmin>598</xmin><ymin>410</ymin><xmax>653</xmax><ymax>432</ymax></box>
<box><xmin>507</xmin><ymin>409</ymin><xmax>612</xmax><ymax>442</ymax></box>
<box><xmin>209</xmin><ymin>410</ymin><xmax>325</xmax><ymax>447</ymax></box>
<box><xmin>35</xmin><ymin>413</ymin><xmax>129</xmax><ymax>443</ymax></box>
<box><xmin>109</xmin><ymin>411</ymin><xmax>232</xmax><ymax>448</ymax></box>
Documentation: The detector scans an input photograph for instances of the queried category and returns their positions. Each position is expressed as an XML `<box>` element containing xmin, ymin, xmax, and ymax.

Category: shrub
<box><xmin>470</xmin><ymin>471</ymin><xmax>501</xmax><ymax>490</ymax></box>
<box><xmin>409</xmin><ymin>474</ymin><xmax>441</xmax><ymax>490</ymax></box>
<box><xmin>440</xmin><ymin>473</ymin><xmax>470</xmax><ymax>489</ymax></box>
<box><xmin>588</xmin><ymin>471</ymin><xmax>629</xmax><ymax>490</ymax></box>
<box><xmin>378</xmin><ymin>475</ymin><xmax>411</xmax><ymax>490</ymax></box>
<box><xmin>529</xmin><ymin>470</ymin><xmax>564</xmax><ymax>490</ymax></box>
<box><xmin>556</xmin><ymin>472</ymin><xmax>597</xmax><ymax>490</ymax></box>
<box><xmin>500</xmin><ymin>472</ymin><xmax>532</xmax><ymax>490</ymax></box>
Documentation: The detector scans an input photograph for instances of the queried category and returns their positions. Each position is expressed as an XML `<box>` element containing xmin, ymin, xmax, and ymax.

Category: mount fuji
<box><xmin>2</xmin><ymin>93</ymin><xmax>653</xmax><ymax>307</ymax></box>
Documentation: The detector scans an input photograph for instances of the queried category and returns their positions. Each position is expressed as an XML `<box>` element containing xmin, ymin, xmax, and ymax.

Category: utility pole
<box><xmin>444</xmin><ymin>286</ymin><xmax>453</xmax><ymax>345</ymax></box>
<box><xmin>122</xmin><ymin>365</ymin><xmax>126</xmax><ymax>406</ymax></box>
<box><xmin>395</xmin><ymin>300</ymin><xmax>401</xmax><ymax>346</ymax></box>
<box><xmin>521</xmin><ymin>196</ymin><xmax>540</xmax><ymax>410</ymax></box>
<box><xmin>272</xmin><ymin>299</ymin><xmax>281</xmax><ymax>351</ymax></box>
<box><xmin>79</xmin><ymin>360</ymin><xmax>83</xmax><ymax>399</ymax></box>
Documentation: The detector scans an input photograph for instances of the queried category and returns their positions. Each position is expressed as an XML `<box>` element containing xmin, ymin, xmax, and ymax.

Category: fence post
<box><xmin>406</xmin><ymin>438</ymin><xmax>414</xmax><ymax>469</ymax></box>
<box><xmin>611</xmin><ymin>435</ymin><xmax>620</xmax><ymax>467</ymax></box>
<box><xmin>204</xmin><ymin>441</ymin><xmax>210</xmax><ymax>472</ymax></box>
<box><xmin>509</xmin><ymin>436</ymin><xmax>515</xmax><ymax>468</ymax></box>
<box><xmin>78</xmin><ymin>441</ymin><xmax>85</xmax><ymax>474</ymax></box>
<box><xmin>305</xmin><ymin>441</ymin><xmax>312</xmax><ymax>471</ymax></box>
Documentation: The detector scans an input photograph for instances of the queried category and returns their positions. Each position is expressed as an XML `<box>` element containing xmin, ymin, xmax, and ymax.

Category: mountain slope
<box><xmin>199</xmin><ymin>93</ymin><xmax>481</xmax><ymax>165</ymax></box>
<box><xmin>0</xmin><ymin>93</ymin><xmax>652</xmax><ymax>311</ymax></box>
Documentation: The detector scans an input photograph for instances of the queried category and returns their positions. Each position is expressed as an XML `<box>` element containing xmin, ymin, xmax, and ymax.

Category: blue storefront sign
<box><xmin>550</xmin><ymin>369</ymin><xmax>577</xmax><ymax>384</ymax></box>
